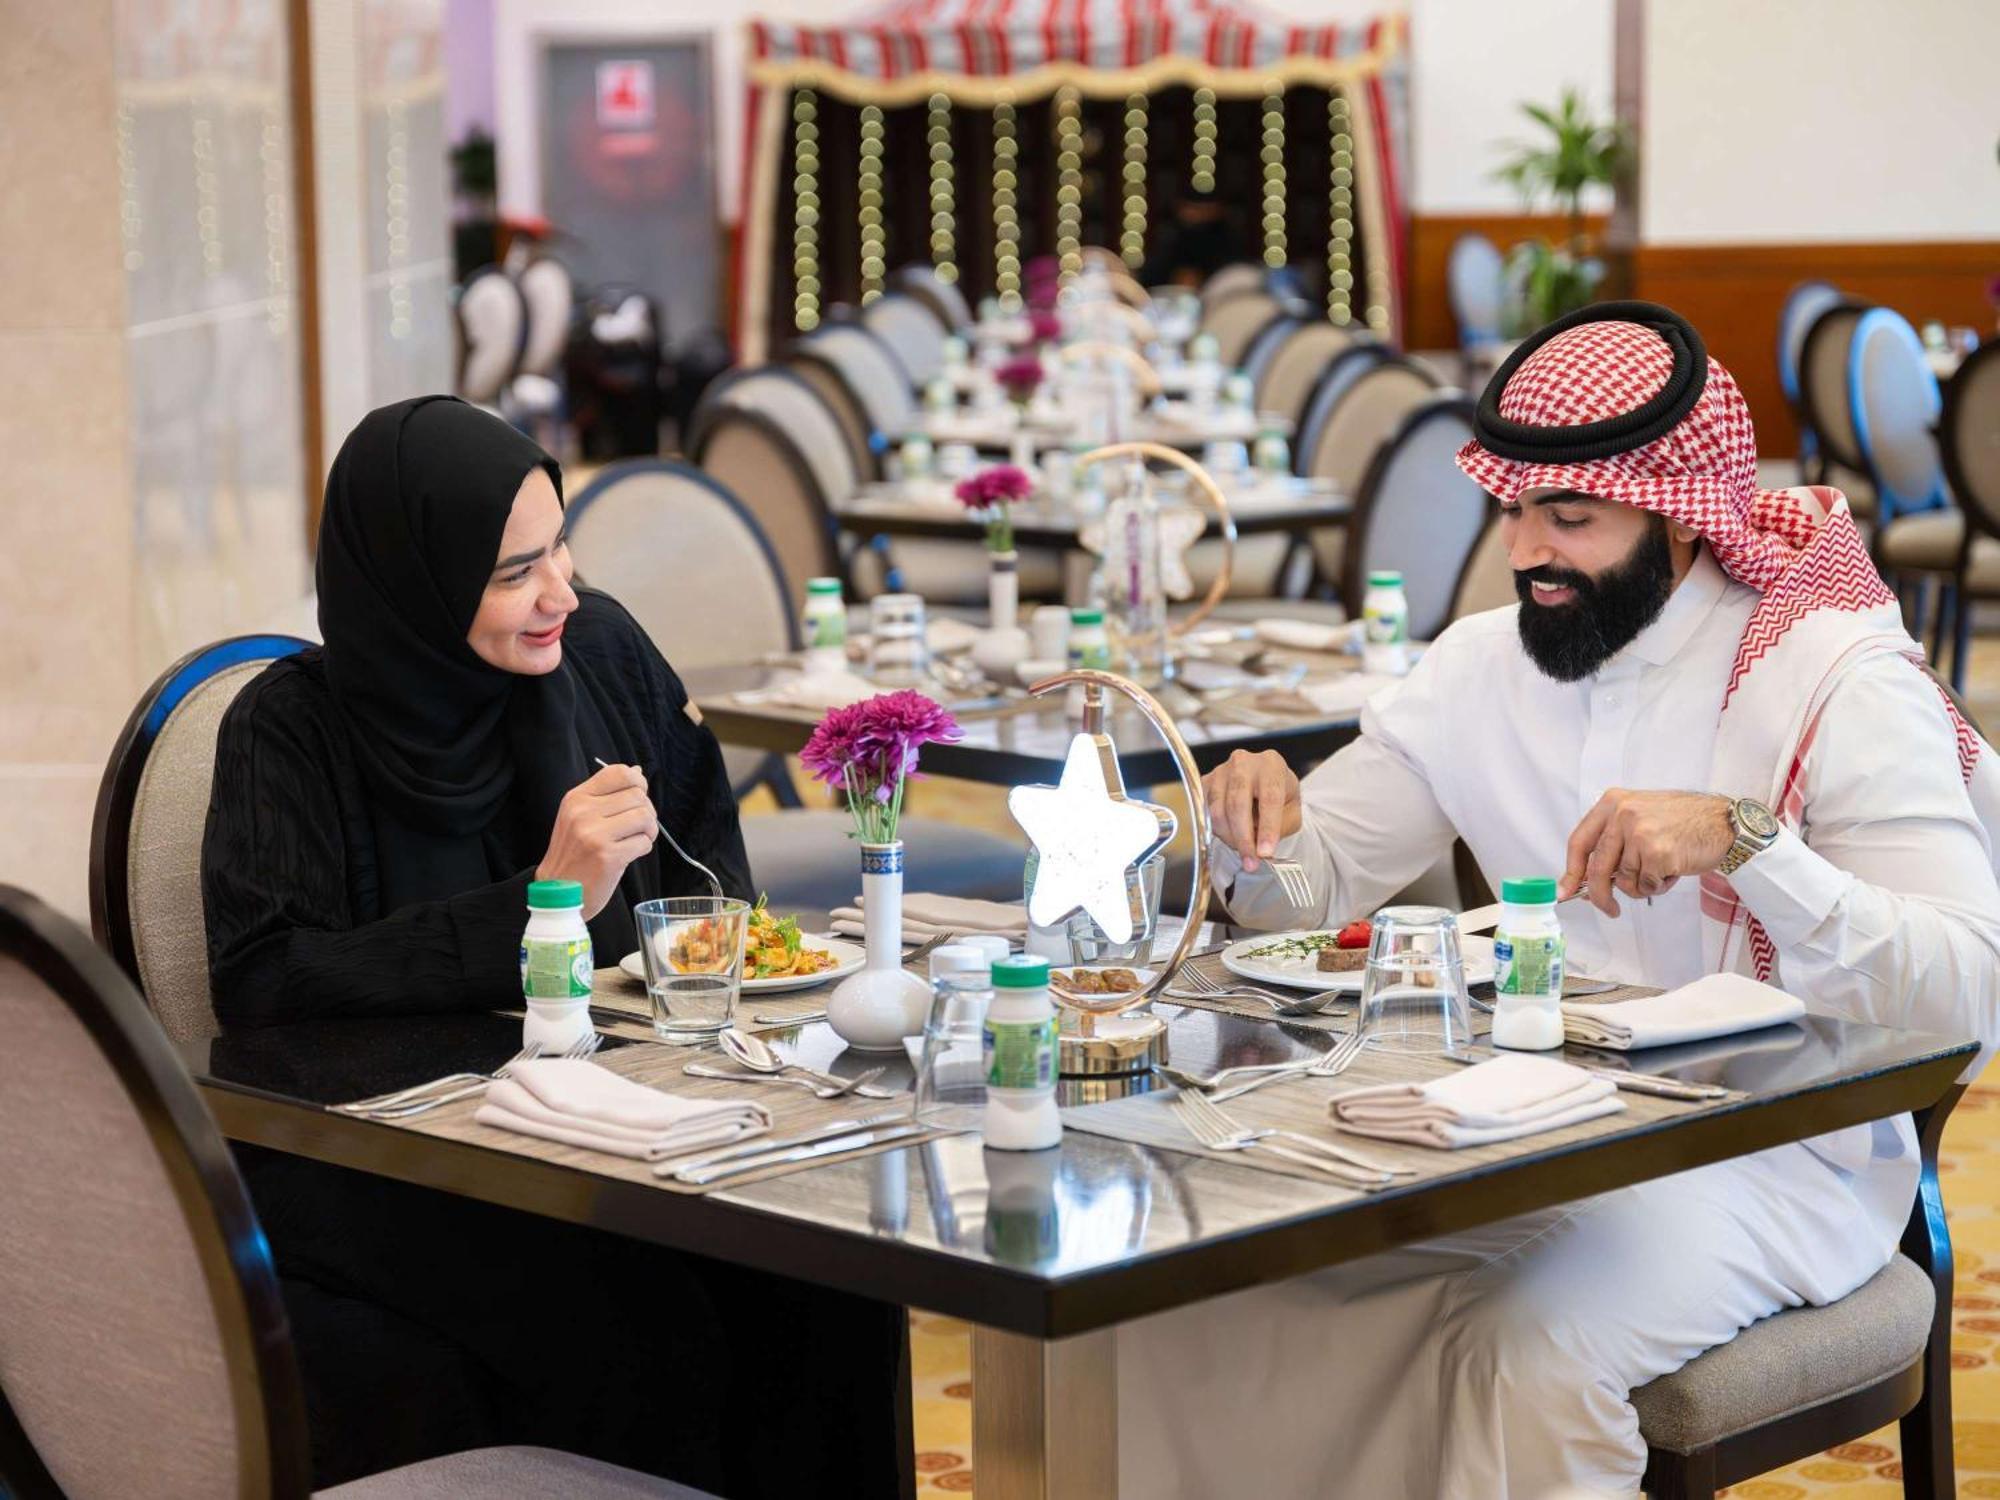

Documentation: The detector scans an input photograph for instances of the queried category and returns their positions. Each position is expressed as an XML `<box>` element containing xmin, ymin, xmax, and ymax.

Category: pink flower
<box><xmin>996</xmin><ymin>355</ymin><xmax>1044</xmax><ymax>403</ymax></box>
<box><xmin>952</xmin><ymin>465</ymin><xmax>1034</xmax><ymax>509</ymax></box>
<box><xmin>1028</xmin><ymin>309</ymin><xmax>1063</xmax><ymax>345</ymax></box>
<box><xmin>800</xmin><ymin>692</ymin><xmax>964</xmax><ymax>842</ymax></box>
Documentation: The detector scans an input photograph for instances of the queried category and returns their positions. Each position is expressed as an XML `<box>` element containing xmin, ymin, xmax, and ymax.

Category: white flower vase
<box><xmin>826</xmin><ymin>841</ymin><xmax>932</xmax><ymax>1052</ymax></box>
<box><xmin>970</xmin><ymin>549</ymin><xmax>1031</xmax><ymax>682</ymax></box>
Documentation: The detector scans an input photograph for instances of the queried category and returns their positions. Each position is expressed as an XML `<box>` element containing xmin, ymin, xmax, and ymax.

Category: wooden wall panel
<box><xmin>1404</xmin><ymin>211</ymin><xmax>1608</xmax><ymax>354</ymax></box>
<box><xmin>1630</xmin><ymin>241</ymin><xmax>1998</xmax><ymax>456</ymax></box>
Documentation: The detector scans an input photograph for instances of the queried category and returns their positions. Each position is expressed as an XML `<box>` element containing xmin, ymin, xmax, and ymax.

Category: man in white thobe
<box><xmin>1117</xmin><ymin>305</ymin><xmax>2000</xmax><ymax>1498</ymax></box>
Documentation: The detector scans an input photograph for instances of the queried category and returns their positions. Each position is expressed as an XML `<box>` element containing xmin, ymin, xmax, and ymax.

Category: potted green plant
<box><xmin>1491</xmin><ymin>89</ymin><xmax>1629</xmax><ymax>332</ymax></box>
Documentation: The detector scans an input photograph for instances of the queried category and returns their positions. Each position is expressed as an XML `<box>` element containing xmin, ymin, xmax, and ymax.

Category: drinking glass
<box><xmin>914</xmin><ymin>970</ymin><xmax>992</xmax><ymax>1130</ymax></box>
<box><xmin>1356</xmin><ymin>905</ymin><xmax>1473</xmax><ymax>1055</ymax></box>
<box><xmin>869</xmin><ymin>593</ymin><xmax>929</xmax><ymax>684</ymax></box>
<box><xmin>1066</xmin><ymin>852</ymin><xmax>1166</xmax><ymax>966</ymax></box>
<box><xmin>635</xmin><ymin>897</ymin><xmax>749</xmax><ymax>1042</ymax></box>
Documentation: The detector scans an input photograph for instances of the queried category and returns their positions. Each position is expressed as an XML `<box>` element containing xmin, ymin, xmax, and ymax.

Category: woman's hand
<box><xmin>537</xmin><ymin>762</ymin><xmax>658</xmax><ymax>918</ymax></box>
<box><xmin>1203</xmin><ymin>749</ymin><xmax>1304</xmax><ymax>872</ymax></box>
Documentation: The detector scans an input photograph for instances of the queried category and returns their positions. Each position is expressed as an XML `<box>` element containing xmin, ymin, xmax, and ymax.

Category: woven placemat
<box><xmin>1061</xmin><ymin>1044</ymin><xmax>1717</xmax><ymax>1189</ymax></box>
<box><xmin>1161</xmin><ymin>949</ymin><xmax>1498</xmax><ymax>1039</ymax></box>
<box><xmin>381</xmin><ymin>1032</ymin><xmax>939</xmax><ymax>1195</ymax></box>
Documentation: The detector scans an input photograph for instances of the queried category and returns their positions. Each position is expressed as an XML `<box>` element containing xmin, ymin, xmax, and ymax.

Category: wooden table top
<box><xmin>188</xmin><ymin>1003</ymin><xmax>1972</xmax><ymax>1338</ymax></box>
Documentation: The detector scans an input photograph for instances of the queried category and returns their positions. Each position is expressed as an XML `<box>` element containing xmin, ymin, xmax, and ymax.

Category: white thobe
<box><xmin>1118</xmin><ymin>551</ymin><xmax>2000</xmax><ymax>1498</ymax></box>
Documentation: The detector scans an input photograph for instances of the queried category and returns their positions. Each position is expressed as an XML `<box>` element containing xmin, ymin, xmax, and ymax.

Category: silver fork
<box><xmin>902</xmin><ymin>932</ymin><xmax>959</xmax><ymax>966</ymax></box>
<box><xmin>1171</xmin><ymin>1091</ymin><xmax>1394</xmax><ymax>1188</ymax></box>
<box><xmin>1175</xmin><ymin>1086</ymin><xmax>1410</xmax><ymax>1181</ymax></box>
<box><xmin>333</xmin><ymin>1043</ymin><xmax>541</xmax><ymax>1115</ymax></box>
<box><xmin>362</xmin><ymin>1034</ymin><xmax>601</xmax><ymax>1120</ymax></box>
<box><xmin>681</xmin><ymin>1062</ymin><xmax>888</xmax><ymax>1099</ymax></box>
<box><xmin>1208</xmin><ymin>1029</ymin><xmax>1368</xmax><ymax>1102</ymax></box>
<box><xmin>1263</xmin><ymin>857</ymin><xmax>1313</xmax><ymax>908</ymax></box>
<box><xmin>596</xmin><ymin>756</ymin><xmax>723</xmax><ymax>898</ymax></box>
<box><xmin>1167</xmin><ymin>960</ymin><xmax>1333</xmax><ymax>1018</ymax></box>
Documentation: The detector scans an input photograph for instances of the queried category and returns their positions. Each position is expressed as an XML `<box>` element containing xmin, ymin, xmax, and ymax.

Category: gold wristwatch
<box><xmin>1717</xmin><ymin>797</ymin><xmax>1780</xmax><ymax>875</ymax></box>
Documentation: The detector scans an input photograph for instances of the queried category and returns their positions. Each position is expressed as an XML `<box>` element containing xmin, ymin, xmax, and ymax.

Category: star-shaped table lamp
<box><xmin>1009</xmin><ymin>729</ymin><xmax>1176</xmax><ymax>945</ymax></box>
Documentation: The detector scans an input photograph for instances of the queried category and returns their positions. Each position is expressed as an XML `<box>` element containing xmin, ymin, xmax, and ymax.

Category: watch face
<box><xmin>1736</xmin><ymin>799</ymin><xmax>1780</xmax><ymax>839</ymax></box>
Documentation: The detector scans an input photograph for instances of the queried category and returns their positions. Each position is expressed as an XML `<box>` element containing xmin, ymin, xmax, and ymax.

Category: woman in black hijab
<box><xmin>203</xmin><ymin>398</ymin><xmax>907</xmax><ymax>1494</ymax></box>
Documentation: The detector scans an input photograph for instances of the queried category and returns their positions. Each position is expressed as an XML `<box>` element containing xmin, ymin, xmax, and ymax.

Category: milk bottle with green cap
<box><xmin>801</xmin><ymin>577</ymin><xmax>847</xmax><ymax>672</ymax></box>
<box><xmin>983</xmin><ymin>955</ymin><xmax>1061</xmax><ymax>1150</ymax></box>
<box><xmin>1490</xmin><ymin>877</ymin><xmax>1565</xmax><ymax>1051</ymax></box>
<box><xmin>520</xmin><ymin>879</ymin><xmax>595</xmax><ymax>1050</ymax></box>
<box><xmin>1362</xmin><ymin>570</ymin><xmax>1409</xmax><ymax>675</ymax></box>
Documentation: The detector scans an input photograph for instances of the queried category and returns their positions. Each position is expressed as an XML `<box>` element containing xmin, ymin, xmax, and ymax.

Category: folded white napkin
<box><xmin>1254</xmin><ymin>618</ymin><xmax>1356</xmax><ymax>653</ymax></box>
<box><xmin>1289</xmin><ymin>673</ymin><xmax>1399</xmax><ymax>716</ymax></box>
<box><xmin>745</xmin><ymin>669</ymin><xmax>884</xmax><ymax>712</ymax></box>
<box><xmin>1562</xmin><ymin>971</ymin><xmax>1806</xmax><ymax>1051</ymax></box>
<box><xmin>926</xmin><ymin>616</ymin><xmax>982</xmax><ymax>656</ymax></box>
<box><xmin>474</xmin><ymin>1057</ymin><xmax>770</xmax><ymax>1161</ymax></box>
<box><xmin>1331</xmin><ymin>1053</ymin><xmax>1623</xmax><ymax>1149</ymax></box>
<box><xmin>829</xmin><ymin>892</ymin><xmax>1027</xmax><ymax>943</ymax></box>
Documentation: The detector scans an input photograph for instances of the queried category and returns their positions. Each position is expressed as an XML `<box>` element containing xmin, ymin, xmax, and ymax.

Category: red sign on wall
<box><xmin>595</xmin><ymin>61</ymin><xmax>655</xmax><ymax>130</ymax></box>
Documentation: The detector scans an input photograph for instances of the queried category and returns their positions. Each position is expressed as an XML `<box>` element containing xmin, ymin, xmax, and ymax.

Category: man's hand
<box><xmin>1203</xmin><ymin>749</ymin><xmax>1303</xmax><ymax>873</ymax></box>
<box><xmin>1560</xmin><ymin>789</ymin><xmax>1735</xmax><ymax>917</ymax></box>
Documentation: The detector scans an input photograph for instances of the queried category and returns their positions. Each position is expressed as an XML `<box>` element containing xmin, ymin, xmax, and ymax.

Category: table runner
<box><xmin>1061</xmin><ymin>1045</ymin><xmax>1727</xmax><ymax>1189</ymax></box>
<box><xmin>378</xmin><ymin>1031</ymin><xmax>942</xmax><ymax>1195</ymax></box>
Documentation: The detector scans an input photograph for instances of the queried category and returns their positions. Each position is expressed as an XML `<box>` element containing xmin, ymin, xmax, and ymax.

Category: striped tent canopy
<box><xmin>738</xmin><ymin>2</ymin><xmax>1408</xmax><ymax>358</ymax></box>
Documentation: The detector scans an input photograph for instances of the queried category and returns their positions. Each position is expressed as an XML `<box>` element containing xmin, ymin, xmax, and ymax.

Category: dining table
<box><xmin>186</xmin><ymin>985</ymin><xmax>1974</xmax><ymax>1500</ymax></box>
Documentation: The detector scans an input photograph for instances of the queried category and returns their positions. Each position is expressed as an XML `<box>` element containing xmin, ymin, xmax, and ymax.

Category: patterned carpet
<box><xmin>901</xmin><ymin>1081</ymin><xmax>2000</xmax><ymax>1495</ymax></box>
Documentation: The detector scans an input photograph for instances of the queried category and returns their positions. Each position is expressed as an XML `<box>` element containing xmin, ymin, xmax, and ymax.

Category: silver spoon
<box><xmin>720</xmin><ymin>1027</ymin><xmax>899</xmax><ymax>1097</ymax></box>
<box><xmin>595</xmin><ymin>756</ymin><xmax>723</xmax><ymax>898</ymax></box>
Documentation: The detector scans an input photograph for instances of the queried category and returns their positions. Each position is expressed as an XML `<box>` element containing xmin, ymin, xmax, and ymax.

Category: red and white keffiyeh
<box><xmin>1454</xmin><ymin>314</ymin><xmax>1995</xmax><ymax>982</ymax></box>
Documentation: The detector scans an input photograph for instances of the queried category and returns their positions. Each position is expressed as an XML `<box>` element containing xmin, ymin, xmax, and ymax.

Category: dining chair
<box><xmin>0</xmin><ymin>883</ymin><xmax>721</xmax><ymax>1500</ymax></box>
<box><xmin>887</xmin><ymin>263</ymin><xmax>973</xmax><ymax>334</ymax></box>
<box><xmin>1776</xmin><ymin>280</ymin><xmax>1844</xmax><ymax>482</ymax></box>
<box><xmin>1199</xmin><ymin>262</ymin><xmax>1266</xmax><ymax>305</ymax></box>
<box><xmin>1447</xmin><ymin>506</ymin><xmax>1513</xmax><ymax>623</ymax></box>
<box><xmin>1932</xmin><ymin>338</ymin><xmax>2000</xmax><ymax>687</ymax></box>
<box><xmin>454</xmin><ymin>266</ymin><xmax>527</xmax><ymax>408</ymax></box>
<box><xmin>790</xmin><ymin>322</ymin><xmax>919</xmax><ymax>479</ymax></box>
<box><xmin>859</xmin><ymin>292</ymin><xmax>949</xmax><ymax>387</ymax></box>
<box><xmin>1446</xmin><ymin>233</ymin><xmax>1505</xmax><ymax>351</ymax></box>
<box><xmin>563</xmin><ymin>463</ymin><xmax>1022</xmax><ymax>908</ymax></box>
<box><xmin>684</xmin><ymin>366</ymin><xmax>854</xmax><ymax>600</ymax></box>
<box><xmin>1238</xmin><ymin>313</ymin><xmax>1302</xmax><ymax>401</ymax></box>
<box><xmin>1634</xmin><ymin>1088</ymin><xmax>1963</xmax><ymax>1499</ymax></box>
<box><xmin>515</xmin><ymin>255</ymin><xmax>574</xmax><ymax>381</ymax></box>
<box><xmin>1197</xmin><ymin>290</ymin><xmax>1288</xmax><ymax>369</ymax></box>
<box><xmin>1299</xmin><ymin>354</ymin><xmax>1446</xmax><ymax>596</ymax></box>
<box><xmin>89</xmin><ymin>634</ymin><xmax>312</xmax><ymax>1044</ymax></box>
<box><xmin>1253</xmin><ymin>321</ymin><xmax>1357</xmax><ymax>435</ymax></box>
<box><xmin>1797</xmin><ymin>298</ymin><xmax>1877</xmax><ymax>516</ymax></box>
<box><xmin>1338</xmin><ymin>397</ymin><xmax>1488</xmax><ymax>639</ymax></box>
<box><xmin>1291</xmin><ymin>341</ymin><xmax>1395</xmax><ymax>477</ymax></box>
<box><xmin>1852</xmin><ymin>307</ymin><xmax>1958</xmax><ymax>662</ymax></box>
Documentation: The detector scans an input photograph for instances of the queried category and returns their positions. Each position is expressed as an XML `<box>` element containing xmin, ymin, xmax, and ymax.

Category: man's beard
<box><xmin>1514</xmin><ymin>518</ymin><xmax>1677</xmax><ymax>683</ymax></box>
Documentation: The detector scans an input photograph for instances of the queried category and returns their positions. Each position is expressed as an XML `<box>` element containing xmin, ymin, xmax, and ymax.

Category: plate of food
<box><xmin>1220</xmin><ymin>921</ymin><xmax>1496</xmax><ymax>994</ymax></box>
<box><xmin>620</xmin><ymin>901</ymin><xmax>864</xmax><ymax>994</ymax></box>
<box><xmin>1050</xmin><ymin>964</ymin><xmax>1158</xmax><ymax>1000</ymax></box>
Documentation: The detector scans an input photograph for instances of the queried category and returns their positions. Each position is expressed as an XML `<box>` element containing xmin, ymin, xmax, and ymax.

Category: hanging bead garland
<box><xmin>1120</xmin><ymin>92</ymin><xmax>1148</xmax><ymax>269</ymax></box>
<box><xmin>1260</xmin><ymin>86</ymin><xmax>1286</xmax><ymax>269</ymax></box>
<box><xmin>928</xmin><ymin>92</ymin><xmax>956</xmax><ymax>283</ymax></box>
<box><xmin>858</xmin><ymin>104</ymin><xmax>887</xmax><ymax>303</ymax></box>
<box><xmin>192</xmin><ymin>111</ymin><xmax>222</xmax><ymax>278</ymax></box>
<box><xmin>1326</xmin><ymin>92</ymin><xmax>1354</xmax><ymax>326</ymax></box>
<box><xmin>260</xmin><ymin>104</ymin><xmax>289</xmax><ymax>334</ymax></box>
<box><xmin>116</xmin><ymin>103</ymin><xmax>142</xmax><ymax>273</ymax></box>
<box><xmin>992</xmin><ymin>99</ymin><xmax>1021</xmax><ymax>308</ymax></box>
<box><xmin>386</xmin><ymin>96</ymin><xmax>412</xmax><ymax>340</ymax></box>
<box><xmin>1190</xmin><ymin>86</ymin><xmax>1217</xmax><ymax>193</ymax></box>
<box><xmin>792</xmin><ymin>89</ymin><xmax>820</xmax><ymax>332</ymax></box>
<box><xmin>1054</xmin><ymin>86</ymin><xmax>1084</xmax><ymax>281</ymax></box>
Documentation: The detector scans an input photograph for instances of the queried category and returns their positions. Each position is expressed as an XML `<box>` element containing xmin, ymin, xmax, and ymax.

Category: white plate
<box><xmin>1220</xmin><ymin>930</ymin><xmax>1496</xmax><ymax>994</ymax></box>
<box><xmin>619</xmin><ymin>936</ymin><xmax>866</xmax><ymax>994</ymax></box>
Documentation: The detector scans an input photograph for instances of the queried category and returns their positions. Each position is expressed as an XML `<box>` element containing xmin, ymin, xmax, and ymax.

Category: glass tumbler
<box><xmin>635</xmin><ymin>897</ymin><xmax>749</xmax><ymax>1042</ymax></box>
<box><xmin>868</xmin><ymin>593</ymin><xmax>930</xmax><ymax>685</ymax></box>
<box><xmin>915</xmin><ymin>970</ymin><xmax>992</xmax><ymax>1130</ymax></box>
<box><xmin>1066</xmin><ymin>852</ymin><xmax>1166</xmax><ymax>966</ymax></box>
<box><xmin>1356</xmin><ymin>905</ymin><xmax>1474</xmax><ymax>1055</ymax></box>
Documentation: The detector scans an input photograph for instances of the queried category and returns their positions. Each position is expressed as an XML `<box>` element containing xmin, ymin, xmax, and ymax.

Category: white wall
<box><xmin>1643</xmin><ymin>0</ymin><xmax>2000</xmax><ymax>244</ymax></box>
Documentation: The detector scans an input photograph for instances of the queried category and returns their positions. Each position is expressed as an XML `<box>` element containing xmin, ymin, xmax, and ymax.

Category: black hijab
<box><xmin>317</xmin><ymin>396</ymin><xmax>646</xmax><ymax>953</ymax></box>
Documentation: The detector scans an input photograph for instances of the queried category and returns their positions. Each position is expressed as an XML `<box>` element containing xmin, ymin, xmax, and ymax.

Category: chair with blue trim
<box><xmin>1775</xmin><ymin>280</ymin><xmax>1844</xmax><ymax>483</ymax></box>
<box><xmin>1932</xmin><ymin>338</ymin><xmax>2000</xmax><ymax>688</ymax></box>
<box><xmin>1446</xmin><ymin>233</ymin><xmax>1506</xmax><ymax>355</ymax></box>
<box><xmin>1797</xmin><ymin>297</ymin><xmax>1877</xmax><ymax>517</ymax></box>
<box><xmin>90</xmin><ymin>634</ymin><xmax>312</xmax><ymax>1043</ymax></box>
<box><xmin>1852</xmin><ymin>307</ymin><xmax>1960</xmax><ymax>672</ymax></box>
<box><xmin>0</xmin><ymin>883</ymin><xmax>720</xmax><ymax>1500</ymax></box>
<box><xmin>859</xmin><ymin>291</ymin><xmax>950</xmax><ymax>388</ymax></box>
<box><xmin>565</xmin><ymin>461</ymin><xmax>1022</xmax><ymax>910</ymax></box>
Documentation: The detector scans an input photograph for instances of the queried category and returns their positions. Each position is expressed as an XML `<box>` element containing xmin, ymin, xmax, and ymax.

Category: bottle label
<box><xmin>1494</xmin><ymin>932</ymin><xmax>1563</xmax><ymax>998</ymax></box>
<box><xmin>1070</xmin><ymin>640</ymin><xmax>1111</xmax><ymax>670</ymax></box>
<box><xmin>805</xmin><ymin>607</ymin><xmax>846</xmax><ymax>649</ymax></box>
<box><xmin>984</xmin><ymin>1016</ymin><xmax>1057</xmax><ymax>1090</ymax></box>
<box><xmin>521</xmin><ymin>936</ymin><xmax>593</xmax><ymax>1000</ymax></box>
<box><xmin>1363</xmin><ymin>599</ymin><xmax>1407</xmax><ymax>645</ymax></box>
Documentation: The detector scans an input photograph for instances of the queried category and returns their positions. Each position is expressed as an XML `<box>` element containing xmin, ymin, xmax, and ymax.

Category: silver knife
<box><xmin>670</xmin><ymin>1111</ymin><xmax>909</xmax><ymax>1174</ymax></box>
<box><xmin>1443</xmin><ymin>1050</ymin><xmax>1729</xmax><ymax>1101</ymax></box>
<box><xmin>675</xmin><ymin>1121</ymin><xmax>932</xmax><ymax>1185</ymax></box>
